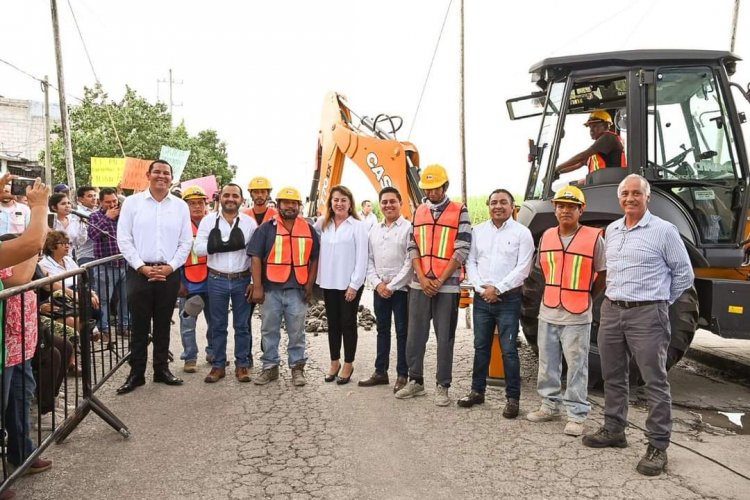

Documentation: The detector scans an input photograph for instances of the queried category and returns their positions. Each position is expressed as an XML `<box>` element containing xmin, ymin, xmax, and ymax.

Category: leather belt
<box><xmin>208</xmin><ymin>268</ymin><xmax>251</xmax><ymax>280</ymax></box>
<box><xmin>608</xmin><ymin>298</ymin><xmax>665</xmax><ymax>309</ymax></box>
<box><xmin>503</xmin><ymin>286</ymin><xmax>523</xmax><ymax>296</ymax></box>
<box><xmin>143</xmin><ymin>261</ymin><xmax>167</xmax><ymax>266</ymax></box>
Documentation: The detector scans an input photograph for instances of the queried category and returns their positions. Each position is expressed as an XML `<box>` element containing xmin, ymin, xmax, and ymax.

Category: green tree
<box><xmin>48</xmin><ymin>84</ymin><xmax>235</xmax><ymax>187</ymax></box>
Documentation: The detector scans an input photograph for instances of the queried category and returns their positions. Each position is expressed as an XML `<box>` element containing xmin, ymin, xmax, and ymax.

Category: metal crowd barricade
<box><xmin>0</xmin><ymin>255</ymin><xmax>131</xmax><ymax>495</ymax></box>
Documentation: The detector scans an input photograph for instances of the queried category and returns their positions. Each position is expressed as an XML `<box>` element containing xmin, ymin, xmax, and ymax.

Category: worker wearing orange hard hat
<box><xmin>555</xmin><ymin>110</ymin><xmax>626</xmax><ymax>175</ymax></box>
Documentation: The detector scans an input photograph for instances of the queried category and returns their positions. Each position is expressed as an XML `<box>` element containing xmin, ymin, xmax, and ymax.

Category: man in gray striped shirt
<box><xmin>582</xmin><ymin>174</ymin><xmax>693</xmax><ymax>477</ymax></box>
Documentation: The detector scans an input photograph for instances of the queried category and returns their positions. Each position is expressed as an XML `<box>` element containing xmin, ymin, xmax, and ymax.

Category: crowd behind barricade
<box><xmin>0</xmin><ymin>151</ymin><xmax>694</xmax><ymax>497</ymax></box>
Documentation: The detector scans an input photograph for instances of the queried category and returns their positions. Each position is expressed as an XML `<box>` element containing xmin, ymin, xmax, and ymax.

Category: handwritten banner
<box><xmin>181</xmin><ymin>175</ymin><xmax>218</xmax><ymax>199</ymax></box>
<box><xmin>120</xmin><ymin>157</ymin><xmax>152</xmax><ymax>191</ymax></box>
<box><xmin>90</xmin><ymin>157</ymin><xmax>125</xmax><ymax>187</ymax></box>
<box><xmin>159</xmin><ymin>145</ymin><xmax>191</xmax><ymax>182</ymax></box>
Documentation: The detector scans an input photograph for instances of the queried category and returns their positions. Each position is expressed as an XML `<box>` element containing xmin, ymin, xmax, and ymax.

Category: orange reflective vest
<box><xmin>242</xmin><ymin>207</ymin><xmax>278</xmax><ymax>224</ymax></box>
<box><xmin>587</xmin><ymin>131</ymin><xmax>627</xmax><ymax>172</ymax></box>
<box><xmin>539</xmin><ymin>225</ymin><xmax>601</xmax><ymax>314</ymax></box>
<box><xmin>413</xmin><ymin>202</ymin><xmax>462</xmax><ymax>279</ymax></box>
<box><xmin>184</xmin><ymin>220</ymin><xmax>208</xmax><ymax>284</ymax></box>
<box><xmin>266</xmin><ymin>215</ymin><xmax>314</xmax><ymax>285</ymax></box>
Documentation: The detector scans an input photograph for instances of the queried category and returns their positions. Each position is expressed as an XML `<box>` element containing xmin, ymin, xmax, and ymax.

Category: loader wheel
<box><xmin>520</xmin><ymin>268</ymin><xmax>544</xmax><ymax>354</ymax></box>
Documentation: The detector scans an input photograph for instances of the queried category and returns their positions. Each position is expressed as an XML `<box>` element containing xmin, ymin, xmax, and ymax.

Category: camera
<box><xmin>11</xmin><ymin>178</ymin><xmax>36</xmax><ymax>196</ymax></box>
<box><xmin>47</xmin><ymin>213</ymin><xmax>56</xmax><ymax>229</ymax></box>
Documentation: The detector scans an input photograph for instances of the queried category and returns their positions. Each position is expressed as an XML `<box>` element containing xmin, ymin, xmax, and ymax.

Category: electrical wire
<box><xmin>0</xmin><ymin>57</ymin><xmax>82</xmax><ymax>103</ymax></box>
<box><xmin>407</xmin><ymin>0</ymin><xmax>454</xmax><ymax>140</ymax></box>
<box><xmin>66</xmin><ymin>0</ymin><xmax>125</xmax><ymax>157</ymax></box>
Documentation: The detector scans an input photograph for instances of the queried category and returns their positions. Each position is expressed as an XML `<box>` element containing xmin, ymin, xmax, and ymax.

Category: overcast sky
<box><xmin>1</xmin><ymin>0</ymin><xmax>749</xmax><ymax>201</ymax></box>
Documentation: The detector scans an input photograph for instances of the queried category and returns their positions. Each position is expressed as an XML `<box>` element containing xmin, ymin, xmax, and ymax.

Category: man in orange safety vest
<box><xmin>555</xmin><ymin>110</ymin><xmax>626</xmax><ymax>176</ymax></box>
<box><xmin>527</xmin><ymin>185</ymin><xmax>606</xmax><ymax>437</ymax></box>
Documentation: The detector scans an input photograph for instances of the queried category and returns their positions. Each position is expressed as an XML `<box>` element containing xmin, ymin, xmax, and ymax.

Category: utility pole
<box><xmin>459</xmin><ymin>0</ymin><xmax>468</xmax><ymax>204</ymax></box>
<box><xmin>50</xmin><ymin>0</ymin><xmax>77</xmax><ymax>192</ymax></box>
<box><xmin>43</xmin><ymin>75</ymin><xmax>52</xmax><ymax>186</ymax></box>
<box><xmin>157</xmin><ymin>68</ymin><xmax>183</xmax><ymax>125</ymax></box>
<box><xmin>730</xmin><ymin>0</ymin><xmax>741</xmax><ymax>52</ymax></box>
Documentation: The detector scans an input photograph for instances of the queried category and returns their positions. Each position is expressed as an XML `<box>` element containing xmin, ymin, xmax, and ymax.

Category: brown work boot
<box><xmin>502</xmin><ymin>398</ymin><xmax>520</xmax><ymax>419</ymax></box>
<box><xmin>291</xmin><ymin>364</ymin><xmax>306</xmax><ymax>387</ymax></box>
<box><xmin>358</xmin><ymin>372</ymin><xmax>389</xmax><ymax>387</ymax></box>
<box><xmin>254</xmin><ymin>366</ymin><xmax>280</xmax><ymax>385</ymax></box>
<box><xmin>393</xmin><ymin>376</ymin><xmax>408</xmax><ymax>394</ymax></box>
<box><xmin>183</xmin><ymin>360</ymin><xmax>197</xmax><ymax>373</ymax></box>
<box><xmin>636</xmin><ymin>444</ymin><xmax>668</xmax><ymax>476</ymax></box>
<box><xmin>235</xmin><ymin>367</ymin><xmax>251</xmax><ymax>383</ymax></box>
<box><xmin>204</xmin><ymin>367</ymin><xmax>226</xmax><ymax>383</ymax></box>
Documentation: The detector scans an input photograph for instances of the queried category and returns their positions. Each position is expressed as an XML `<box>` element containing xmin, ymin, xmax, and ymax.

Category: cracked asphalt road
<box><xmin>14</xmin><ymin>295</ymin><xmax>750</xmax><ymax>499</ymax></box>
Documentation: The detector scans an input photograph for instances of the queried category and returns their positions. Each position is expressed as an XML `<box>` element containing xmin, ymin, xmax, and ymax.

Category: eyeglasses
<box><xmin>58</xmin><ymin>242</ymin><xmax>71</xmax><ymax>247</ymax></box>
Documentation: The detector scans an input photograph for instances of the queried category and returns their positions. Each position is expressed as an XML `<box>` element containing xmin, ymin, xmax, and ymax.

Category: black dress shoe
<box><xmin>153</xmin><ymin>369</ymin><xmax>183</xmax><ymax>386</ymax></box>
<box><xmin>457</xmin><ymin>390</ymin><xmax>485</xmax><ymax>408</ymax></box>
<box><xmin>116</xmin><ymin>374</ymin><xmax>145</xmax><ymax>395</ymax></box>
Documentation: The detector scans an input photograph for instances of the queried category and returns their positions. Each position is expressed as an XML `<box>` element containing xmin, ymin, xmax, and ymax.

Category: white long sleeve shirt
<box><xmin>53</xmin><ymin>215</ymin><xmax>87</xmax><ymax>259</ymax></box>
<box><xmin>366</xmin><ymin>216</ymin><xmax>413</xmax><ymax>292</ymax></box>
<box><xmin>117</xmin><ymin>190</ymin><xmax>193</xmax><ymax>272</ymax></box>
<box><xmin>315</xmin><ymin>216</ymin><xmax>369</xmax><ymax>290</ymax></box>
<box><xmin>466</xmin><ymin>218</ymin><xmax>534</xmax><ymax>294</ymax></box>
<box><xmin>194</xmin><ymin>212</ymin><xmax>256</xmax><ymax>273</ymax></box>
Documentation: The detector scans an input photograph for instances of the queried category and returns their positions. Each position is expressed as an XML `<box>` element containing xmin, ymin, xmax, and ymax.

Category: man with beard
<box><xmin>0</xmin><ymin>183</ymin><xmax>30</xmax><ymax>235</ymax></box>
<box><xmin>247</xmin><ymin>187</ymin><xmax>319</xmax><ymax>386</ymax></box>
<box><xmin>116</xmin><ymin>160</ymin><xmax>193</xmax><ymax>395</ymax></box>
<box><xmin>195</xmin><ymin>184</ymin><xmax>257</xmax><ymax>383</ymax></box>
<box><xmin>243</xmin><ymin>176</ymin><xmax>277</xmax><ymax>225</ymax></box>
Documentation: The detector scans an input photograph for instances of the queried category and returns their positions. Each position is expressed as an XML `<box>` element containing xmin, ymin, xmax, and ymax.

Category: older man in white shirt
<box><xmin>116</xmin><ymin>160</ymin><xmax>193</xmax><ymax>395</ymax></box>
<box><xmin>458</xmin><ymin>188</ymin><xmax>534</xmax><ymax>419</ymax></box>
<box><xmin>195</xmin><ymin>183</ymin><xmax>257</xmax><ymax>384</ymax></box>
<box><xmin>358</xmin><ymin>187</ymin><xmax>413</xmax><ymax>393</ymax></box>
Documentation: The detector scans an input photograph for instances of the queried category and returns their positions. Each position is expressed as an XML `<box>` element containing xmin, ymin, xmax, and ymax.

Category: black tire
<box><xmin>521</xmin><ymin>267</ymin><xmax>544</xmax><ymax>354</ymax></box>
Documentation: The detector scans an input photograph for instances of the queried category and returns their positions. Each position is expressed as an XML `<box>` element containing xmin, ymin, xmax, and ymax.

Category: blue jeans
<box><xmin>3</xmin><ymin>361</ymin><xmax>36</xmax><ymax>466</ymax></box>
<box><xmin>92</xmin><ymin>263</ymin><xmax>129</xmax><ymax>331</ymax></box>
<box><xmin>373</xmin><ymin>290</ymin><xmax>408</xmax><ymax>377</ymax></box>
<box><xmin>537</xmin><ymin>320</ymin><xmax>591</xmax><ymax>421</ymax></box>
<box><xmin>207</xmin><ymin>274</ymin><xmax>252</xmax><ymax>369</ymax></box>
<box><xmin>471</xmin><ymin>293</ymin><xmax>522</xmax><ymax>398</ymax></box>
<box><xmin>178</xmin><ymin>292</ymin><xmax>212</xmax><ymax>362</ymax></box>
<box><xmin>260</xmin><ymin>288</ymin><xmax>307</xmax><ymax>369</ymax></box>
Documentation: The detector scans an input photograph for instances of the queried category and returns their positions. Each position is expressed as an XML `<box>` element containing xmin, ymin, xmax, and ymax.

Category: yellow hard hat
<box><xmin>182</xmin><ymin>186</ymin><xmax>208</xmax><ymax>200</ymax></box>
<box><xmin>584</xmin><ymin>110</ymin><xmax>612</xmax><ymax>127</ymax></box>
<box><xmin>248</xmin><ymin>176</ymin><xmax>273</xmax><ymax>191</ymax></box>
<box><xmin>419</xmin><ymin>164</ymin><xmax>449</xmax><ymax>190</ymax></box>
<box><xmin>276</xmin><ymin>186</ymin><xmax>302</xmax><ymax>202</ymax></box>
<box><xmin>553</xmin><ymin>185</ymin><xmax>586</xmax><ymax>205</ymax></box>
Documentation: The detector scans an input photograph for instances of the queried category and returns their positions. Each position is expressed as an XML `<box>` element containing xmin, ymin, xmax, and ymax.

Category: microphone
<box><xmin>71</xmin><ymin>209</ymin><xmax>90</xmax><ymax>220</ymax></box>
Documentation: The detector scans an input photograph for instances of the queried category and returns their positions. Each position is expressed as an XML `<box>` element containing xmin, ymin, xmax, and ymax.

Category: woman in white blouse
<box><xmin>49</xmin><ymin>192</ymin><xmax>87</xmax><ymax>259</ymax></box>
<box><xmin>315</xmin><ymin>185</ymin><xmax>368</xmax><ymax>385</ymax></box>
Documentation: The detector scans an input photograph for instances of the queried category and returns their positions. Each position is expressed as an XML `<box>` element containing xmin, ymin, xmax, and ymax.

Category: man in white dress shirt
<box><xmin>359</xmin><ymin>200</ymin><xmax>378</xmax><ymax>231</ymax></box>
<box><xmin>458</xmin><ymin>188</ymin><xmax>534</xmax><ymax>419</ymax></box>
<box><xmin>195</xmin><ymin>183</ymin><xmax>257</xmax><ymax>384</ymax></box>
<box><xmin>358</xmin><ymin>187</ymin><xmax>413</xmax><ymax>393</ymax></box>
<box><xmin>116</xmin><ymin>160</ymin><xmax>193</xmax><ymax>395</ymax></box>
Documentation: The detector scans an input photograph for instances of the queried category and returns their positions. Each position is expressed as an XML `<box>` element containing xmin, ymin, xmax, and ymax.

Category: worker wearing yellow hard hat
<box><xmin>396</xmin><ymin>163</ymin><xmax>471</xmax><ymax>405</ymax></box>
<box><xmin>243</xmin><ymin>176</ymin><xmax>277</xmax><ymax>225</ymax></box>
<box><xmin>275</xmin><ymin>186</ymin><xmax>302</xmax><ymax>203</ymax></box>
<box><xmin>554</xmin><ymin>109</ymin><xmax>626</xmax><ymax>176</ymax></box>
<box><xmin>532</xmin><ymin>182</ymin><xmax>604</xmax><ymax>436</ymax></box>
<box><xmin>182</xmin><ymin>185</ymin><xmax>208</xmax><ymax>200</ymax></box>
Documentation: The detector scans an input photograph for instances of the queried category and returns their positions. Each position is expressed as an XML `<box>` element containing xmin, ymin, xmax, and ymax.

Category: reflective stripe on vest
<box><xmin>413</xmin><ymin>201</ymin><xmax>462</xmax><ymax>279</ymax></box>
<box><xmin>539</xmin><ymin>225</ymin><xmax>601</xmax><ymax>314</ymax></box>
<box><xmin>266</xmin><ymin>216</ymin><xmax>314</xmax><ymax>285</ymax></box>
<box><xmin>587</xmin><ymin>131</ymin><xmax>627</xmax><ymax>172</ymax></box>
<box><xmin>184</xmin><ymin>220</ymin><xmax>208</xmax><ymax>284</ymax></box>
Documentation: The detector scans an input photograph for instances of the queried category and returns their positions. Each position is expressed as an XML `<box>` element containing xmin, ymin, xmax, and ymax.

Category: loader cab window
<box><xmin>529</xmin><ymin>81</ymin><xmax>565</xmax><ymax>199</ymax></box>
<box><xmin>647</xmin><ymin>67</ymin><xmax>742</xmax><ymax>243</ymax></box>
<box><xmin>551</xmin><ymin>76</ymin><xmax>628</xmax><ymax>192</ymax></box>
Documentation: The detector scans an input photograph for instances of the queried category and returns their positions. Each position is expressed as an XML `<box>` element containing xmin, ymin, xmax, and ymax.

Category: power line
<box><xmin>408</xmin><ymin>0</ymin><xmax>454</xmax><ymax>140</ymax></box>
<box><xmin>0</xmin><ymin>56</ymin><xmax>83</xmax><ymax>103</ymax></box>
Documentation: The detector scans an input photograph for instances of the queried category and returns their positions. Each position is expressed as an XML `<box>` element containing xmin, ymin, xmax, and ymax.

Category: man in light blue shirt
<box><xmin>582</xmin><ymin>174</ymin><xmax>693</xmax><ymax>477</ymax></box>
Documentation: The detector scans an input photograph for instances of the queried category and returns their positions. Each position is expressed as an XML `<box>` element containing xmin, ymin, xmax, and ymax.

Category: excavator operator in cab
<box><xmin>555</xmin><ymin>110</ymin><xmax>626</xmax><ymax>176</ymax></box>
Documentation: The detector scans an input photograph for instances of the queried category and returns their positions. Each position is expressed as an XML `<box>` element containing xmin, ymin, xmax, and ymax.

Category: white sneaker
<box><xmin>394</xmin><ymin>380</ymin><xmax>426</xmax><ymax>399</ymax></box>
<box><xmin>526</xmin><ymin>404</ymin><xmax>561</xmax><ymax>422</ymax></box>
<box><xmin>434</xmin><ymin>385</ymin><xmax>450</xmax><ymax>407</ymax></box>
<box><xmin>564</xmin><ymin>420</ymin><xmax>585</xmax><ymax>436</ymax></box>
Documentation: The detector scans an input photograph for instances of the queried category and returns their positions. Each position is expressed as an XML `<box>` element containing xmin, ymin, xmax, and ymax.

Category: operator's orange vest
<box><xmin>587</xmin><ymin>131</ymin><xmax>627</xmax><ymax>172</ymax></box>
<box><xmin>242</xmin><ymin>207</ymin><xmax>278</xmax><ymax>224</ymax></box>
<box><xmin>413</xmin><ymin>202</ymin><xmax>462</xmax><ymax>279</ymax></box>
<box><xmin>184</xmin><ymin>220</ymin><xmax>208</xmax><ymax>284</ymax></box>
<box><xmin>266</xmin><ymin>216</ymin><xmax>314</xmax><ymax>285</ymax></box>
<box><xmin>539</xmin><ymin>225</ymin><xmax>601</xmax><ymax>314</ymax></box>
